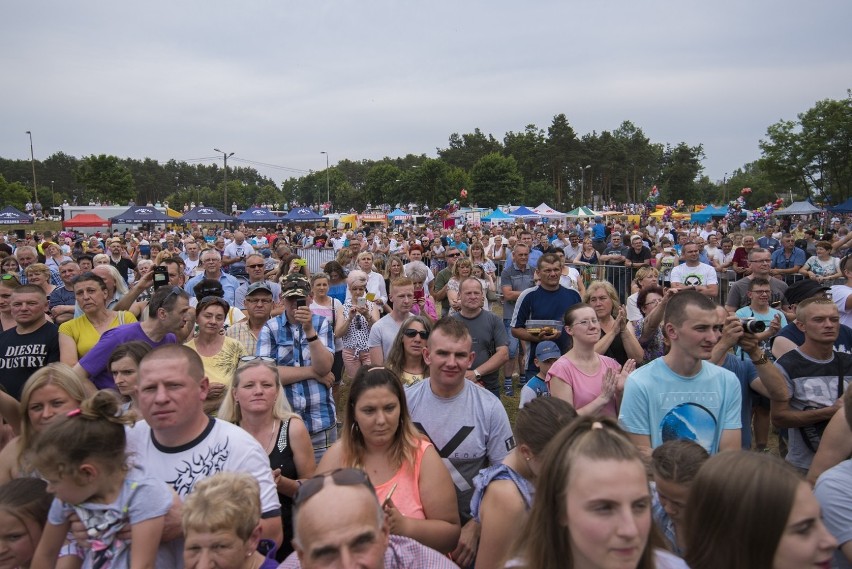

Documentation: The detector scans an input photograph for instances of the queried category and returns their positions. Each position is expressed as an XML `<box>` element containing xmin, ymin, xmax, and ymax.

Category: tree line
<box><xmin>1</xmin><ymin>92</ymin><xmax>849</xmax><ymax>214</ymax></box>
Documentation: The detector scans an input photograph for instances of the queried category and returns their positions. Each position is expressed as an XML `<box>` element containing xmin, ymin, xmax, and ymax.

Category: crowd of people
<box><xmin>0</xmin><ymin>210</ymin><xmax>850</xmax><ymax>568</ymax></box>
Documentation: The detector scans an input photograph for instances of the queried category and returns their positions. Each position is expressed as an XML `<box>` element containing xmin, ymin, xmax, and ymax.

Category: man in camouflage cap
<box><xmin>256</xmin><ymin>273</ymin><xmax>337</xmax><ymax>462</ymax></box>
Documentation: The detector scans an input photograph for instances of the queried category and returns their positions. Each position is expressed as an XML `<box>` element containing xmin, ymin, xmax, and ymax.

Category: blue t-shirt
<box><xmin>619</xmin><ymin>358</ymin><xmax>742</xmax><ymax>454</ymax></box>
<box><xmin>721</xmin><ymin>353</ymin><xmax>758</xmax><ymax>450</ymax></box>
<box><xmin>511</xmin><ymin>285</ymin><xmax>581</xmax><ymax>375</ymax></box>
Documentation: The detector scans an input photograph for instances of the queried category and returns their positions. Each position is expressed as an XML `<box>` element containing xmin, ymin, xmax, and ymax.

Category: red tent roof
<box><xmin>63</xmin><ymin>213</ymin><xmax>110</xmax><ymax>228</ymax></box>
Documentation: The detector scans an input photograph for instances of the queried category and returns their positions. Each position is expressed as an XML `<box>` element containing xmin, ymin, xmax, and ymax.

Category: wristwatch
<box><xmin>751</xmin><ymin>352</ymin><xmax>770</xmax><ymax>366</ymax></box>
<box><xmin>473</xmin><ymin>369</ymin><xmax>482</xmax><ymax>381</ymax></box>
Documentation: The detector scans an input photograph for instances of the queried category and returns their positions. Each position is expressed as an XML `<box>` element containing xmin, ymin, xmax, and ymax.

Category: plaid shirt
<box><xmin>20</xmin><ymin>269</ymin><xmax>63</xmax><ymax>287</ymax></box>
<box><xmin>255</xmin><ymin>313</ymin><xmax>335</xmax><ymax>434</ymax></box>
<box><xmin>225</xmin><ymin>319</ymin><xmax>263</xmax><ymax>355</ymax></box>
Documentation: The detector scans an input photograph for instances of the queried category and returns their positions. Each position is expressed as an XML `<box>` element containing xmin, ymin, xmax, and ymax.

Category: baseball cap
<box><xmin>535</xmin><ymin>341</ymin><xmax>561</xmax><ymax>362</ymax></box>
<box><xmin>246</xmin><ymin>282</ymin><xmax>273</xmax><ymax>297</ymax></box>
<box><xmin>630</xmin><ymin>234</ymin><xmax>643</xmax><ymax>242</ymax></box>
<box><xmin>280</xmin><ymin>274</ymin><xmax>311</xmax><ymax>298</ymax></box>
<box><xmin>784</xmin><ymin>279</ymin><xmax>830</xmax><ymax>305</ymax></box>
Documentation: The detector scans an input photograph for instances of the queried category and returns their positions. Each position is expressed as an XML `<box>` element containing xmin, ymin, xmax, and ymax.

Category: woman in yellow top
<box><xmin>185</xmin><ymin>296</ymin><xmax>247</xmax><ymax>414</ymax></box>
<box><xmin>58</xmin><ymin>272</ymin><xmax>137</xmax><ymax>366</ymax></box>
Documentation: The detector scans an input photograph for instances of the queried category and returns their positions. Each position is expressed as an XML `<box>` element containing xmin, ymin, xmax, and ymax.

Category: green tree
<box><xmin>365</xmin><ymin>164</ymin><xmax>403</xmax><ymax>206</ymax></box>
<box><xmin>546</xmin><ymin>114</ymin><xmax>579</xmax><ymax>208</ymax></box>
<box><xmin>75</xmin><ymin>154</ymin><xmax>136</xmax><ymax>204</ymax></box>
<box><xmin>470</xmin><ymin>153</ymin><xmax>524</xmax><ymax>207</ymax></box>
<box><xmin>0</xmin><ymin>175</ymin><xmax>32</xmax><ymax>211</ymax></box>
<box><xmin>760</xmin><ymin>92</ymin><xmax>852</xmax><ymax>202</ymax></box>
<box><xmin>437</xmin><ymin>129</ymin><xmax>503</xmax><ymax>171</ymax></box>
<box><xmin>659</xmin><ymin>143</ymin><xmax>706</xmax><ymax>205</ymax></box>
<box><xmin>725</xmin><ymin>161</ymin><xmax>776</xmax><ymax>208</ymax></box>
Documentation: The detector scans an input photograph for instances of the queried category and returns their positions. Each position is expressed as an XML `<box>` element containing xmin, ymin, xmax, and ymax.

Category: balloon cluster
<box><xmin>646</xmin><ymin>185</ymin><xmax>659</xmax><ymax>206</ymax></box>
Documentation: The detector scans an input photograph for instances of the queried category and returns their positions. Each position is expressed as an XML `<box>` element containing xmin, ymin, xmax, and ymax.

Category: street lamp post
<box><xmin>320</xmin><ymin>151</ymin><xmax>330</xmax><ymax>206</ymax></box>
<box><xmin>25</xmin><ymin>131</ymin><xmax>38</xmax><ymax>203</ymax></box>
<box><xmin>50</xmin><ymin>181</ymin><xmax>55</xmax><ymax>217</ymax></box>
<box><xmin>579</xmin><ymin>164</ymin><xmax>591</xmax><ymax>207</ymax></box>
<box><xmin>214</xmin><ymin>148</ymin><xmax>234</xmax><ymax>213</ymax></box>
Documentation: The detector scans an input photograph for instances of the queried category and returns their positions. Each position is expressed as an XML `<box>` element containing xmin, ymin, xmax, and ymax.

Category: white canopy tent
<box><xmin>532</xmin><ymin>202</ymin><xmax>568</xmax><ymax>219</ymax></box>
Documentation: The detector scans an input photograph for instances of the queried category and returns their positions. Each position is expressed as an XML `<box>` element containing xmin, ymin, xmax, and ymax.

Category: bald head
<box><xmin>293</xmin><ymin>482</ymin><xmax>387</xmax><ymax>569</ymax></box>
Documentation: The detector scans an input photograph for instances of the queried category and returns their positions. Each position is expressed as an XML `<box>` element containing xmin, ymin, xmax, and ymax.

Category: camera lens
<box><xmin>742</xmin><ymin>319</ymin><xmax>766</xmax><ymax>334</ymax></box>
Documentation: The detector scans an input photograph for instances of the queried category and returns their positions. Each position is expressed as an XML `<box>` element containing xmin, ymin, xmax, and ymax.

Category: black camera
<box><xmin>741</xmin><ymin>318</ymin><xmax>766</xmax><ymax>334</ymax></box>
<box><xmin>152</xmin><ymin>266</ymin><xmax>169</xmax><ymax>289</ymax></box>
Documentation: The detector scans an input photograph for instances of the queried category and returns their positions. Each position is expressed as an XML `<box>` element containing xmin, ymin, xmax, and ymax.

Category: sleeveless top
<box><xmin>373</xmin><ymin>438</ymin><xmax>431</xmax><ymax>520</ymax></box>
<box><xmin>580</xmin><ymin>250</ymin><xmax>599</xmax><ymax>264</ymax></box>
<box><xmin>470</xmin><ymin>463</ymin><xmax>535</xmax><ymax>523</ymax></box>
<box><xmin>268</xmin><ymin>419</ymin><xmax>297</xmax><ymax>561</ymax></box>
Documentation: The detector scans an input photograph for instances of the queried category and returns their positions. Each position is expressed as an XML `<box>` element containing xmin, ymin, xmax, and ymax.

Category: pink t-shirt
<box><xmin>374</xmin><ymin>438</ymin><xmax>431</xmax><ymax>520</ymax></box>
<box><xmin>547</xmin><ymin>354</ymin><xmax>622</xmax><ymax>417</ymax></box>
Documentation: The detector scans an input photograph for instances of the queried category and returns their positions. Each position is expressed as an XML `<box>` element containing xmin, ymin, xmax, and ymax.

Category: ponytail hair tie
<box><xmin>66</xmin><ymin>408</ymin><xmax>82</xmax><ymax>417</ymax></box>
<box><xmin>591</xmin><ymin>421</ymin><xmax>604</xmax><ymax>430</ymax></box>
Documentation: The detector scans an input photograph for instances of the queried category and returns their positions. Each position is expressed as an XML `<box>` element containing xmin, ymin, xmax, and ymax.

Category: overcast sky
<box><xmin>3</xmin><ymin>1</ymin><xmax>850</xmax><ymax>191</ymax></box>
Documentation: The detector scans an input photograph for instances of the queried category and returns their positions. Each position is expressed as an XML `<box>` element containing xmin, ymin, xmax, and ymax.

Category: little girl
<box><xmin>30</xmin><ymin>391</ymin><xmax>172</xmax><ymax>569</ymax></box>
<box><xmin>0</xmin><ymin>478</ymin><xmax>52</xmax><ymax>569</ymax></box>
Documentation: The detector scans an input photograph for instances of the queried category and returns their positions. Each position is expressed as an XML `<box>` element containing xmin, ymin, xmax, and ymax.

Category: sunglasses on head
<box><xmin>403</xmin><ymin>328</ymin><xmax>429</xmax><ymax>340</ymax></box>
<box><xmin>294</xmin><ymin>468</ymin><xmax>374</xmax><ymax>507</ymax></box>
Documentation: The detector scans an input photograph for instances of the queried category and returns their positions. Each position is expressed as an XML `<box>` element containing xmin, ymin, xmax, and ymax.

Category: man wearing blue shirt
<box><xmin>771</xmin><ymin>233</ymin><xmax>807</xmax><ymax>285</ymax></box>
<box><xmin>511</xmin><ymin>253</ymin><xmax>581</xmax><ymax>384</ymax></box>
<box><xmin>619</xmin><ymin>291</ymin><xmax>742</xmax><ymax>455</ymax></box>
<box><xmin>184</xmin><ymin>249</ymin><xmax>241</xmax><ymax>306</ymax></box>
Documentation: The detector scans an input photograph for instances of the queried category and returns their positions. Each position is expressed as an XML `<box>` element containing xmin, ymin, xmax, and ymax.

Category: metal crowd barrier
<box><xmin>564</xmin><ymin>263</ymin><xmax>839</xmax><ymax>307</ymax></box>
<box><xmin>297</xmin><ymin>247</ymin><xmax>336</xmax><ymax>274</ymax></box>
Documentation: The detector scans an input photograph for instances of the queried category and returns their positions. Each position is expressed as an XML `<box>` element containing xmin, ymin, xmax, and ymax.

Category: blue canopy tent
<box><xmin>509</xmin><ymin>206</ymin><xmax>541</xmax><ymax>220</ymax></box>
<box><xmin>109</xmin><ymin>205</ymin><xmax>174</xmax><ymax>224</ymax></box>
<box><xmin>0</xmin><ymin>206</ymin><xmax>33</xmax><ymax>225</ymax></box>
<box><xmin>831</xmin><ymin>198</ymin><xmax>852</xmax><ymax>213</ymax></box>
<box><xmin>386</xmin><ymin>208</ymin><xmax>411</xmax><ymax>224</ymax></box>
<box><xmin>179</xmin><ymin>206</ymin><xmax>236</xmax><ymax>224</ymax></box>
<box><xmin>282</xmin><ymin>208</ymin><xmax>327</xmax><ymax>223</ymax></box>
<box><xmin>691</xmin><ymin>205</ymin><xmax>729</xmax><ymax>223</ymax></box>
<box><xmin>237</xmin><ymin>207</ymin><xmax>281</xmax><ymax>224</ymax></box>
<box><xmin>481</xmin><ymin>209</ymin><xmax>513</xmax><ymax>222</ymax></box>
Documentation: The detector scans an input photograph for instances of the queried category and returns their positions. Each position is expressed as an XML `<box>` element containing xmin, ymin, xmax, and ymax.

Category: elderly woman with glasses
<box><xmin>185</xmin><ymin>296</ymin><xmax>248</xmax><ymax>414</ymax></box>
<box><xmin>316</xmin><ymin>367</ymin><xmax>460</xmax><ymax>554</ymax></box>
<box><xmin>219</xmin><ymin>359</ymin><xmax>316</xmax><ymax>562</ymax></box>
<box><xmin>339</xmin><ymin>270</ymin><xmax>381</xmax><ymax>379</ymax></box>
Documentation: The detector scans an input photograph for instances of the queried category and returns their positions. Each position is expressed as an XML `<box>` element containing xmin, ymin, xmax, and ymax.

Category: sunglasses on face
<box><xmin>403</xmin><ymin>328</ymin><xmax>429</xmax><ymax>340</ymax></box>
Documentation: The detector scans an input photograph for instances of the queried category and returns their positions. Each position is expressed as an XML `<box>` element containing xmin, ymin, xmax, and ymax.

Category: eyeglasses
<box><xmin>294</xmin><ymin>468</ymin><xmax>374</xmax><ymax>507</ymax></box>
<box><xmin>571</xmin><ymin>318</ymin><xmax>600</xmax><ymax>327</ymax></box>
<box><xmin>246</xmin><ymin>263</ymin><xmax>265</xmax><ymax>269</ymax></box>
<box><xmin>239</xmin><ymin>356</ymin><xmax>276</xmax><ymax>363</ymax></box>
<box><xmin>642</xmin><ymin>299</ymin><xmax>663</xmax><ymax>308</ymax></box>
<box><xmin>750</xmin><ymin>290</ymin><xmax>771</xmax><ymax>296</ymax></box>
<box><xmin>403</xmin><ymin>328</ymin><xmax>429</xmax><ymax>340</ymax></box>
<box><xmin>446</xmin><ymin>253</ymin><xmax>461</xmax><ymax>258</ymax></box>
